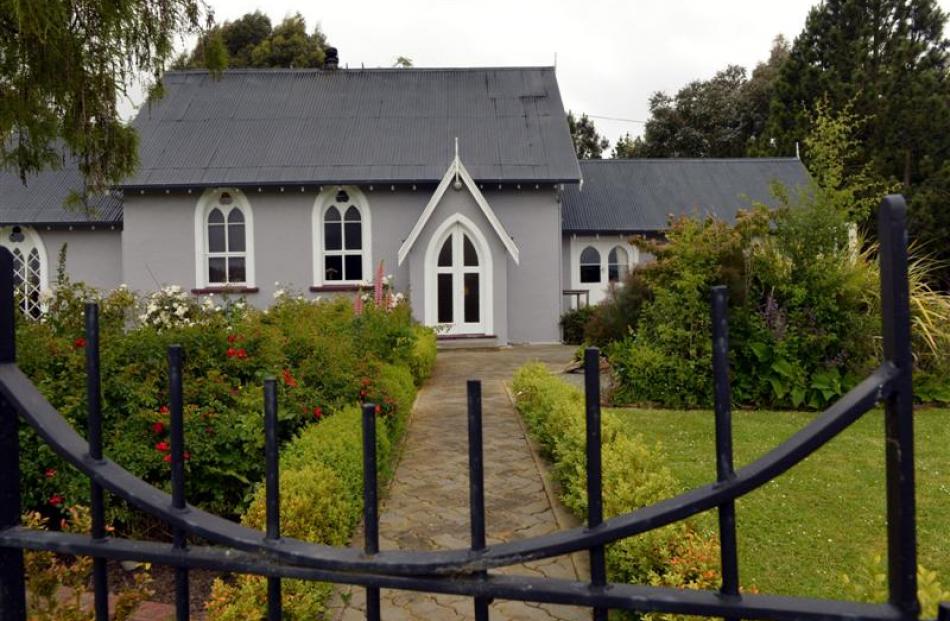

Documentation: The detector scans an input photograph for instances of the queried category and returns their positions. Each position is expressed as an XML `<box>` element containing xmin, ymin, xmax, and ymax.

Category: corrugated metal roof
<box><xmin>562</xmin><ymin>158</ymin><xmax>811</xmax><ymax>233</ymax></box>
<box><xmin>0</xmin><ymin>158</ymin><xmax>123</xmax><ymax>226</ymax></box>
<box><xmin>122</xmin><ymin>67</ymin><xmax>581</xmax><ymax>188</ymax></box>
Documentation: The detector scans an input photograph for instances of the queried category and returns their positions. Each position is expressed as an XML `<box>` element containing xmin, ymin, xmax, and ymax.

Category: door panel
<box><xmin>431</xmin><ymin>224</ymin><xmax>487</xmax><ymax>335</ymax></box>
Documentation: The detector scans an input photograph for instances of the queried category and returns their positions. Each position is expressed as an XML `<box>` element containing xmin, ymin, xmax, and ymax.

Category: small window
<box><xmin>579</xmin><ymin>246</ymin><xmax>601</xmax><ymax>284</ymax></box>
<box><xmin>608</xmin><ymin>246</ymin><xmax>630</xmax><ymax>283</ymax></box>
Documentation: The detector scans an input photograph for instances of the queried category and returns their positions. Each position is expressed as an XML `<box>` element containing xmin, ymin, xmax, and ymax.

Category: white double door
<box><xmin>433</xmin><ymin>224</ymin><xmax>486</xmax><ymax>335</ymax></box>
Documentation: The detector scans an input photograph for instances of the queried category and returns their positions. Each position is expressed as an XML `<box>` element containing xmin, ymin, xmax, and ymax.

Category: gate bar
<box><xmin>362</xmin><ymin>402</ymin><xmax>381</xmax><ymax>621</ymax></box>
<box><xmin>877</xmin><ymin>195</ymin><xmax>919</xmax><ymax>616</ymax></box>
<box><xmin>0</xmin><ymin>247</ymin><xmax>25</xmax><ymax>620</ymax></box>
<box><xmin>584</xmin><ymin>347</ymin><xmax>608</xmax><ymax>621</ymax></box>
<box><xmin>467</xmin><ymin>380</ymin><xmax>490</xmax><ymax>621</ymax></box>
<box><xmin>711</xmin><ymin>286</ymin><xmax>740</xmax><ymax>612</ymax></box>
<box><xmin>263</xmin><ymin>378</ymin><xmax>282</xmax><ymax>621</ymax></box>
<box><xmin>84</xmin><ymin>303</ymin><xmax>109</xmax><ymax>621</ymax></box>
<box><xmin>169</xmin><ymin>345</ymin><xmax>190</xmax><ymax>621</ymax></box>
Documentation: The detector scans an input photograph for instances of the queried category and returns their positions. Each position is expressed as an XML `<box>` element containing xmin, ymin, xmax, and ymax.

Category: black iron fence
<box><xmin>0</xmin><ymin>195</ymin><xmax>946</xmax><ymax>621</ymax></box>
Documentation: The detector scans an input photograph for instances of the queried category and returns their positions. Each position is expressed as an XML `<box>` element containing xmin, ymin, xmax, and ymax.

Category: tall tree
<box><xmin>632</xmin><ymin>65</ymin><xmax>757</xmax><ymax>158</ymax></box>
<box><xmin>764</xmin><ymin>0</ymin><xmax>950</xmax><ymax>187</ymax></box>
<box><xmin>611</xmin><ymin>133</ymin><xmax>640</xmax><ymax>158</ymax></box>
<box><xmin>178</xmin><ymin>12</ymin><xmax>329</xmax><ymax>69</ymax></box>
<box><xmin>744</xmin><ymin>35</ymin><xmax>791</xmax><ymax>154</ymax></box>
<box><xmin>0</xmin><ymin>0</ymin><xmax>208</xmax><ymax>193</ymax></box>
<box><xmin>621</xmin><ymin>36</ymin><xmax>789</xmax><ymax>159</ymax></box>
<box><xmin>567</xmin><ymin>112</ymin><xmax>610</xmax><ymax>159</ymax></box>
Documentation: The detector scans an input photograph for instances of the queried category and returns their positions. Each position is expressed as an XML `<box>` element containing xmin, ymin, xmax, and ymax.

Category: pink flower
<box><xmin>49</xmin><ymin>495</ymin><xmax>64</xmax><ymax>507</ymax></box>
<box><xmin>151</xmin><ymin>422</ymin><xmax>165</xmax><ymax>435</ymax></box>
<box><xmin>158</xmin><ymin>405</ymin><xmax>170</xmax><ymax>415</ymax></box>
<box><xmin>155</xmin><ymin>441</ymin><xmax>170</xmax><ymax>453</ymax></box>
<box><xmin>312</xmin><ymin>406</ymin><xmax>323</xmax><ymax>420</ymax></box>
<box><xmin>44</xmin><ymin>468</ymin><xmax>57</xmax><ymax>479</ymax></box>
<box><xmin>163</xmin><ymin>454</ymin><xmax>172</xmax><ymax>463</ymax></box>
<box><xmin>374</xmin><ymin>261</ymin><xmax>384</xmax><ymax>307</ymax></box>
<box><xmin>226</xmin><ymin>334</ymin><xmax>239</xmax><ymax>344</ymax></box>
<box><xmin>73</xmin><ymin>337</ymin><xmax>86</xmax><ymax>349</ymax></box>
<box><xmin>375</xmin><ymin>404</ymin><xmax>382</xmax><ymax>415</ymax></box>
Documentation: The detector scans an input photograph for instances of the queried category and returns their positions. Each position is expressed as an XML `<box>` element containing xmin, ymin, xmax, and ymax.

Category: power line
<box><xmin>585</xmin><ymin>114</ymin><xmax>647</xmax><ymax>124</ymax></box>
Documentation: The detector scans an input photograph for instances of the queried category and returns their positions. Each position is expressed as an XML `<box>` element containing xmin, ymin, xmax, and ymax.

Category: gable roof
<box><xmin>122</xmin><ymin>67</ymin><xmax>581</xmax><ymax>190</ymax></box>
<box><xmin>0</xmin><ymin>159</ymin><xmax>123</xmax><ymax>227</ymax></box>
<box><xmin>561</xmin><ymin>158</ymin><xmax>811</xmax><ymax>234</ymax></box>
<box><xmin>398</xmin><ymin>150</ymin><xmax>519</xmax><ymax>265</ymax></box>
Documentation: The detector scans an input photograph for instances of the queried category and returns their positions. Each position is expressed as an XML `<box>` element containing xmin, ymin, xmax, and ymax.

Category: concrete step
<box><xmin>436</xmin><ymin>334</ymin><xmax>501</xmax><ymax>350</ymax></box>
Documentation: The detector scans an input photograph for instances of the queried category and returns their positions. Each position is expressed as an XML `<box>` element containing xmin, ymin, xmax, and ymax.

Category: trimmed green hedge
<box><xmin>511</xmin><ymin>363</ymin><xmax>722</xmax><ymax>619</ymax></box>
<box><xmin>207</xmin><ymin>360</ymin><xmax>417</xmax><ymax>619</ymax></box>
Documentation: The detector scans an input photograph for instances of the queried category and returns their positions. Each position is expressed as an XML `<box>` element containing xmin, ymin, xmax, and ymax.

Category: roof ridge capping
<box><xmin>164</xmin><ymin>65</ymin><xmax>557</xmax><ymax>76</ymax></box>
<box><xmin>580</xmin><ymin>157</ymin><xmax>802</xmax><ymax>163</ymax></box>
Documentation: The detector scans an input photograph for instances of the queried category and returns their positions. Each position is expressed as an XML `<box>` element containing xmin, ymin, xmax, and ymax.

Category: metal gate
<box><xmin>0</xmin><ymin>195</ymin><xmax>945</xmax><ymax>620</ymax></box>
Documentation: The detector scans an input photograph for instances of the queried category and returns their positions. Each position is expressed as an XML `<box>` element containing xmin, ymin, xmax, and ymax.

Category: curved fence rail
<box><xmin>0</xmin><ymin>194</ymin><xmax>945</xmax><ymax>621</ymax></box>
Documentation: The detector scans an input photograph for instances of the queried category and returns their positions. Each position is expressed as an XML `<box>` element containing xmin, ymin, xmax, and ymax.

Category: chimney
<box><xmin>325</xmin><ymin>47</ymin><xmax>339</xmax><ymax>70</ymax></box>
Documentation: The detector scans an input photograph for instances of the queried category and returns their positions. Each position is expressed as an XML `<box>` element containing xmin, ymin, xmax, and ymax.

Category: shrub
<box><xmin>408</xmin><ymin>325</ymin><xmax>438</xmax><ymax>385</ymax></box>
<box><xmin>208</xmin><ymin>377</ymin><xmax>414</xmax><ymax>619</ymax></box>
<box><xmin>511</xmin><ymin>363</ymin><xmax>722</xmax><ymax>615</ymax></box>
<box><xmin>559</xmin><ymin>305</ymin><xmax>594</xmax><ymax>345</ymax></box>
<box><xmin>15</xmin><ymin>280</ymin><xmax>429</xmax><ymax>527</ymax></box>
<box><xmin>583</xmin><ymin>270</ymin><xmax>653</xmax><ymax>348</ymax></box>
<box><xmin>842</xmin><ymin>554</ymin><xmax>949</xmax><ymax>619</ymax></box>
<box><xmin>24</xmin><ymin>506</ymin><xmax>153</xmax><ymax>621</ymax></box>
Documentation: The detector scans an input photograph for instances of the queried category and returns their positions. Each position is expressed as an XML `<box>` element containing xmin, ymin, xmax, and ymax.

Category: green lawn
<box><xmin>608</xmin><ymin>406</ymin><xmax>950</xmax><ymax>599</ymax></box>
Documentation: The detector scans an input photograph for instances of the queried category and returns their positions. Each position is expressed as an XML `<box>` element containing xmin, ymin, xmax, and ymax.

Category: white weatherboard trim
<box><xmin>311</xmin><ymin>186</ymin><xmax>372</xmax><ymax>287</ymax></box>
<box><xmin>568</xmin><ymin>235</ymin><xmax>639</xmax><ymax>307</ymax></box>
<box><xmin>423</xmin><ymin>213</ymin><xmax>493</xmax><ymax>336</ymax></box>
<box><xmin>397</xmin><ymin>154</ymin><xmax>519</xmax><ymax>265</ymax></box>
<box><xmin>193</xmin><ymin>188</ymin><xmax>256</xmax><ymax>289</ymax></box>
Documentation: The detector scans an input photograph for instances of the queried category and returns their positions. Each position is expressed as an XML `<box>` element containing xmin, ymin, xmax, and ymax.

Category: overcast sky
<box><xmin>140</xmin><ymin>0</ymin><xmax>950</xmax><ymax>151</ymax></box>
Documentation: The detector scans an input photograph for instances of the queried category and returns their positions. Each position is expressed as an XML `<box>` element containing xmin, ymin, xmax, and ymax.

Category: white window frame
<box><xmin>194</xmin><ymin>188</ymin><xmax>256</xmax><ymax>289</ymax></box>
<box><xmin>579</xmin><ymin>245</ymin><xmax>602</xmax><ymax>284</ymax></box>
<box><xmin>607</xmin><ymin>245</ymin><xmax>631</xmax><ymax>283</ymax></box>
<box><xmin>570</xmin><ymin>236</ymin><xmax>640</xmax><ymax>290</ymax></box>
<box><xmin>0</xmin><ymin>225</ymin><xmax>49</xmax><ymax>318</ymax></box>
<box><xmin>423</xmin><ymin>213</ymin><xmax>493</xmax><ymax>336</ymax></box>
<box><xmin>312</xmin><ymin>186</ymin><xmax>372</xmax><ymax>287</ymax></box>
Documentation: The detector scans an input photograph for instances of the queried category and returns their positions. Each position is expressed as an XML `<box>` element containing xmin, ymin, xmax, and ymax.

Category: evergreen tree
<box><xmin>567</xmin><ymin>112</ymin><xmax>610</xmax><ymax>159</ymax></box>
<box><xmin>764</xmin><ymin>0</ymin><xmax>949</xmax><ymax>186</ymax></box>
<box><xmin>611</xmin><ymin>133</ymin><xmax>641</xmax><ymax>158</ymax></box>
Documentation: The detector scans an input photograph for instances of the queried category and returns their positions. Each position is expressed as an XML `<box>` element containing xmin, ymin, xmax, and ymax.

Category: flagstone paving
<box><xmin>329</xmin><ymin>345</ymin><xmax>590</xmax><ymax>621</ymax></box>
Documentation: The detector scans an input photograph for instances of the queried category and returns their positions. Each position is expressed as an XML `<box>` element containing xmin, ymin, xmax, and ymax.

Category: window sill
<box><xmin>191</xmin><ymin>286</ymin><xmax>260</xmax><ymax>295</ymax></box>
<box><xmin>309</xmin><ymin>284</ymin><xmax>365</xmax><ymax>293</ymax></box>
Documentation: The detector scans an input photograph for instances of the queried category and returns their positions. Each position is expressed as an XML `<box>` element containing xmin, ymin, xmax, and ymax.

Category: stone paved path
<box><xmin>329</xmin><ymin>345</ymin><xmax>589</xmax><ymax>621</ymax></box>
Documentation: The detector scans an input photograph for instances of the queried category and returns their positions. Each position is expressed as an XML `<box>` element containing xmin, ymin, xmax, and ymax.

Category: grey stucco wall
<box><xmin>121</xmin><ymin>188</ymin><xmax>423</xmax><ymax>302</ymax></box>
<box><xmin>485</xmin><ymin>188</ymin><xmax>562</xmax><ymax>343</ymax></box>
<box><xmin>41</xmin><ymin>228</ymin><xmax>123</xmax><ymax>290</ymax></box>
<box><xmin>121</xmin><ymin>184</ymin><xmax>562</xmax><ymax>343</ymax></box>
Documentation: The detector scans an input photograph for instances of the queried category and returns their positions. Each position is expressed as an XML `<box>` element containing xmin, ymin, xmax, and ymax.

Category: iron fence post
<box><xmin>0</xmin><ymin>248</ymin><xmax>25</xmax><ymax>621</ymax></box>
<box><xmin>878</xmin><ymin>195</ymin><xmax>919</xmax><ymax>617</ymax></box>
<box><xmin>362</xmin><ymin>402</ymin><xmax>381</xmax><ymax>621</ymax></box>
<box><xmin>467</xmin><ymin>380</ymin><xmax>490</xmax><ymax>621</ymax></box>
<box><xmin>711</xmin><ymin>286</ymin><xmax>740</xmax><ymax>616</ymax></box>
<box><xmin>584</xmin><ymin>347</ymin><xmax>608</xmax><ymax>621</ymax></box>
<box><xmin>169</xmin><ymin>345</ymin><xmax>190</xmax><ymax>621</ymax></box>
<box><xmin>263</xmin><ymin>378</ymin><xmax>282</xmax><ymax>621</ymax></box>
<box><xmin>85</xmin><ymin>302</ymin><xmax>109</xmax><ymax>621</ymax></box>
